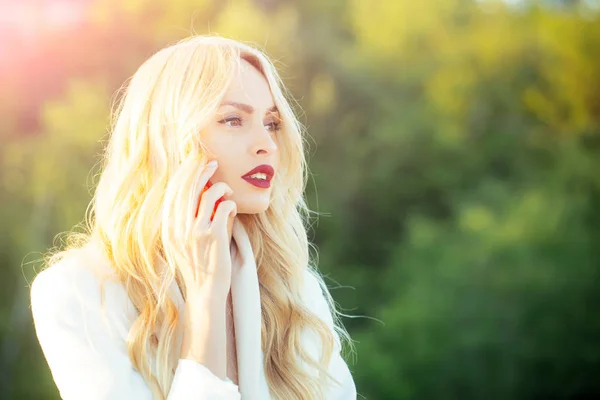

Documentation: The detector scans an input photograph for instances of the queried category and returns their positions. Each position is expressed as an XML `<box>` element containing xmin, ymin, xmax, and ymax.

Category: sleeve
<box><xmin>30</xmin><ymin>264</ymin><xmax>241</xmax><ymax>400</ymax></box>
<box><xmin>303</xmin><ymin>272</ymin><xmax>357</xmax><ymax>400</ymax></box>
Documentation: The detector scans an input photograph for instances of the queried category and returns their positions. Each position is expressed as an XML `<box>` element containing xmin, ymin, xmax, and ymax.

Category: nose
<box><xmin>252</xmin><ymin>126</ymin><xmax>278</xmax><ymax>156</ymax></box>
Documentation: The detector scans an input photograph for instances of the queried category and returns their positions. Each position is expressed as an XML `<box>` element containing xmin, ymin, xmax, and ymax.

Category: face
<box><xmin>200</xmin><ymin>59</ymin><xmax>281</xmax><ymax>214</ymax></box>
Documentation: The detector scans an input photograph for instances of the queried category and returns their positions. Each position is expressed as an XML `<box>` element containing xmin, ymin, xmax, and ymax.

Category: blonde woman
<box><xmin>30</xmin><ymin>35</ymin><xmax>356</xmax><ymax>400</ymax></box>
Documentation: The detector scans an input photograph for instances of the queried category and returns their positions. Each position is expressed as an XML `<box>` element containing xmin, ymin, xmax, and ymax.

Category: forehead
<box><xmin>222</xmin><ymin>59</ymin><xmax>275</xmax><ymax>109</ymax></box>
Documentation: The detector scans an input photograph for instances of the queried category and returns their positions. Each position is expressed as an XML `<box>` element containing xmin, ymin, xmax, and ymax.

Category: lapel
<box><xmin>229</xmin><ymin>219</ymin><xmax>270</xmax><ymax>399</ymax></box>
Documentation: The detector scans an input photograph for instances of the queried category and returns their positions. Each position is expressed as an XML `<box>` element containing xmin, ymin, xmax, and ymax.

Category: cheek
<box><xmin>202</xmin><ymin>137</ymin><xmax>227</xmax><ymax>159</ymax></box>
<box><xmin>210</xmin><ymin>155</ymin><xmax>242</xmax><ymax>188</ymax></box>
<box><xmin>207</xmin><ymin>134</ymin><xmax>242</xmax><ymax>159</ymax></box>
<box><xmin>201</xmin><ymin>125</ymin><xmax>234</xmax><ymax>155</ymax></box>
<box><xmin>201</xmin><ymin>140</ymin><xmax>236</xmax><ymax>178</ymax></box>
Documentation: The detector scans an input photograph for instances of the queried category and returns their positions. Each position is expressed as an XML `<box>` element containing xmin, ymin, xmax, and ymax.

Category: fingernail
<box><xmin>207</xmin><ymin>160</ymin><xmax>218</xmax><ymax>168</ymax></box>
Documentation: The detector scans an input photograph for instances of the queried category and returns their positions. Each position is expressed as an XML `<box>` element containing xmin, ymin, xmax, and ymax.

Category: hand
<box><xmin>163</xmin><ymin>157</ymin><xmax>237</xmax><ymax>302</ymax></box>
<box><xmin>162</xmin><ymin>156</ymin><xmax>237</xmax><ymax>375</ymax></box>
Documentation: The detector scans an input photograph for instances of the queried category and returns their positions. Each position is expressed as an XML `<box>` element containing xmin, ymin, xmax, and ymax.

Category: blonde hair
<box><xmin>41</xmin><ymin>35</ymin><xmax>352</xmax><ymax>399</ymax></box>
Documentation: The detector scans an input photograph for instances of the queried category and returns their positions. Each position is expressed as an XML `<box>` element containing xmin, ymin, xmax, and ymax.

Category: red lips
<box><xmin>241</xmin><ymin>164</ymin><xmax>274</xmax><ymax>180</ymax></box>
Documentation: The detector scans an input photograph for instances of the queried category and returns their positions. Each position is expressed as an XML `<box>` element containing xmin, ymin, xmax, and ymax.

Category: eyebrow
<box><xmin>220</xmin><ymin>101</ymin><xmax>279</xmax><ymax>114</ymax></box>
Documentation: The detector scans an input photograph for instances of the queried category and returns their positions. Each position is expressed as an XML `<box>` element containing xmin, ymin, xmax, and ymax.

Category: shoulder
<box><xmin>32</xmin><ymin>243</ymin><xmax>114</xmax><ymax>304</ymax></box>
<box><xmin>301</xmin><ymin>268</ymin><xmax>335</xmax><ymax>328</ymax></box>
<box><xmin>301</xmin><ymin>269</ymin><xmax>322</xmax><ymax>304</ymax></box>
<box><xmin>33</xmin><ymin>246</ymin><xmax>104</xmax><ymax>288</ymax></box>
<box><xmin>30</xmin><ymin>243</ymin><xmax>134</xmax><ymax>334</ymax></box>
<box><xmin>300</xmin><ymin>268</ymin><xmax>347</xmax><ymax>362</ymax></box>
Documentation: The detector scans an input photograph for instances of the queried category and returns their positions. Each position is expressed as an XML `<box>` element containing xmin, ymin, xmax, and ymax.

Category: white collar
<box><xmin>229</xmin><ymin>219</ymin><xmax>268</xmax><ymax>399</ymax></box>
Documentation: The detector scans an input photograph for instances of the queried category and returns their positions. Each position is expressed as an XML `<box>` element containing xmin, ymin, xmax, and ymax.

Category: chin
<box><xmin>237</xmin><ymin>200</ymin><xmax>271</xmax><ymax>215</ymax></box>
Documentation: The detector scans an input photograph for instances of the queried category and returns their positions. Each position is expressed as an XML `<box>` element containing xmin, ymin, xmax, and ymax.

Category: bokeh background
<box><xmin>2</xmin><ymin>0</ymin><xmax>600</xmax><ymax>399</ymax></box>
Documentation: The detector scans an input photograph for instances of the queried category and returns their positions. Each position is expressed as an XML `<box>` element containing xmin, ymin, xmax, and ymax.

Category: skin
<box><xmin>179</xmin><ymin>59</ymin><xmax>281</xmax><ymax>384</ymax></box>
<box><xmin>200</xmin><ymin>58</ymin><xmax>281</xmax><ymax>242</ymax></box>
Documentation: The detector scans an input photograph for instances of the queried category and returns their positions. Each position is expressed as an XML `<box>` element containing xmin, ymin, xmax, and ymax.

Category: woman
<box><xmin>30</xmin><ymin>35</ymin><xmax>357</xmax><ymax>400</ymax></box>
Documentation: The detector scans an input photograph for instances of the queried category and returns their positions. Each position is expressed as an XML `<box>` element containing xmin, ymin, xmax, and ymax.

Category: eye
<box><xmin>218</xmin><ymin>116</ymin><xmax>243</xmax><ymax>127</ymax></box>
<box><xmin>265</xmin><ymin>122</ymin><xmax>281</xmax><ymax>133</ymax></box>
<box><xmin>265</xmin><ymin>119</ymin><xmax>282</xmax><ymax>133</ymax></box>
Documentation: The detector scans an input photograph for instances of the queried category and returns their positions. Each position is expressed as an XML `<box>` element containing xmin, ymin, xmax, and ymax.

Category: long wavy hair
<box><xmin>41</xmin><ymin>35</ymin><xmax>352</xmax><ymax>399</ymax></box>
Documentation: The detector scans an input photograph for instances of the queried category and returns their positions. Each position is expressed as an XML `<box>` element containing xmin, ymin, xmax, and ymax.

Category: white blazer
<box><xmin>30</xmin><ymin>220</ymin><xmax>357</xmax><ymax>399</ymax></box>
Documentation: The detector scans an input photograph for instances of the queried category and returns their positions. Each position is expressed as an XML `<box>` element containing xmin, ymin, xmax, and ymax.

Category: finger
<box><xmin>210</xmin><ymin>199</ymin><xmax>237</xmax><ymax>235</ymax></box>
<box><xmin>185</xmin><ymin>160</ymin><xmax>219</xmax><ymax>238</ymax></box>
<box><xmin>190</xmin><ymin>159</ymin><xmax>219</xmax><ymax>217</ymax></box>
<box><xmin>171</xmin><ymin>155</ymin><xmax>206</xmax><ymax>240</ymax></box>
<box><xmin>197</xmin><ymin>182</ymin><xmax>233</xmax><ymax>227</ymax></box>
<box><xmin>165</xmin><ymin>156</ymin><xmax>214</xmax><ymax>284</ymax></box>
